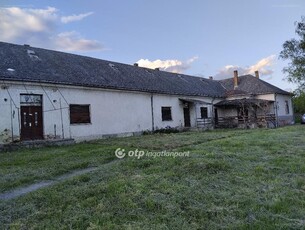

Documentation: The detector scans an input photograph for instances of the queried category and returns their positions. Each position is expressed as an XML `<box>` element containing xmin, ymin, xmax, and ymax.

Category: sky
<box><xmin>0</xmin><ymin>0</ymin><xmax>304</xmax><ymax>91</ymax></box>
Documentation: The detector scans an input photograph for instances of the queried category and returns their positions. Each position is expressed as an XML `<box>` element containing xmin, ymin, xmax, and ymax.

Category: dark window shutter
<box><xmin>70</xmin><ymin>104</ymin><xmax>91</xmax><ymax>124</ymax></box>
<box><xmin>161</xmin><ymin>107</ymin><xmax>172</xmax><ymax>121</ymax></box>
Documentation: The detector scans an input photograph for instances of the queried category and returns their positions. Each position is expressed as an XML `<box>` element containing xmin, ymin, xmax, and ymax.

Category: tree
<box><xmin>280</xmin><ymin>17</ymin><xmax>305</xmax><ymax>90</ymax></box>
<box><xmin>292</xmin><ymin>89</ymin><xmax>305</xmax><ymax>114</ymax></box>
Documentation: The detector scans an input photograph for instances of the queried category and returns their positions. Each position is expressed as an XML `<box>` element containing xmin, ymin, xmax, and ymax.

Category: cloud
<box><xmin>61</xmin><ymin>12</ymin><xmax>93</xmax><ymax>24</ymax></box>
<box><xmin>214</xmin><ymin>55</ymin><xmax>276</xmax><ymax>80</ymax></box>
<box><xmin>136</xmin><ymin>56</ymin><xmax>198</xmax><ymax>73</ymax></box>
<box><xmin>247</xmin><ymin>55</ymin><xmax>276</xmax><ymax>75</ymax></box>
<box><xmin>0</xmin><ymin>7</ymin><xmax>57</xmax><ymax>41</ymax></box>
<box><xmin>54</xmin><ymin>31</ymin><xmax>102</xmax><ymax>51</ymax></box>
<box><xmin>0</xmin><ymin>7</ymin><xmax>102</xmax><ymax>52</ymax></box>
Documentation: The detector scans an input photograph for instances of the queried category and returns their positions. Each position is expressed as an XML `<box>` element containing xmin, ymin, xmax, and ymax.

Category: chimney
<box><xmin>233</xmin><ymin>70</ymin><xmax>238</xmax><ymax>89</ymax></box>
<box><xmin>134</xmin><ymin>63</ymin><xmax>138</xmax><ymax>67</ymax></box>
<box><xmin>209</xmin><ymin>76</ymin><xmax>213</xmax><ymax>80</ymax></box>
<box><xmin>255</xmin><ymin>70</ymin><xmax>259</xmax><ymax>79</ymax></box>
<box><xmin>155</xmin><ymin>68</ymin><xmax>160</xmax><ymax>71</ymax></box>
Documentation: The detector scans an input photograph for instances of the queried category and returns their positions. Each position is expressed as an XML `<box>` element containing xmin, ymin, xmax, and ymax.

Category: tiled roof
<box><xmin>0</xmin><ymin>42</ymin><xmax>291</xmax><ymax>98</ymax></box>
<box><xmin>219</xmin><ymin>75</ymin><xmax>291</xmax><ymax>95</ymax></box>
<box><xmin>0</xmin><ymin>42</ymin><xmax>226</xmax><ymax>98</ymax></box>
<box><xmin>225</xmin><ymin>89</ymin><xmax>249</xmax><ymax>97</ymax></box>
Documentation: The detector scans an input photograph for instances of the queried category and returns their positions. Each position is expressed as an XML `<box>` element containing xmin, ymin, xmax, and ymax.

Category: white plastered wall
<box><xmin>0</xmin><ymin>82</ymin><xmax>153</xmax><ymax>143</ymax></box>
<box><xmin>275</xmin><ymin>94</ymin><xmax>294</xmax><ymax>125</ymax></box>
<box><xmin>0</xmin><ymin>81</ymin><xmax>219</xmax><ymax>143</ymax></box>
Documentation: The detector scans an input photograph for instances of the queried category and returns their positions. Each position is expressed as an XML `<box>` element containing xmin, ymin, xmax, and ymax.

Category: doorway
<box><xmin>214</xmin><ymin>108</ymin><xmax>218</xmax><ymax>125</ymax></box>
<box><xmin>20</xmin><ymin>94</ymin><xmax>43</xmax><ymax>141</ymax></box>
<box><xmin>183</xmin><ymin>107</ymin><xmax>191</xmax><ymax>127</ymax></box>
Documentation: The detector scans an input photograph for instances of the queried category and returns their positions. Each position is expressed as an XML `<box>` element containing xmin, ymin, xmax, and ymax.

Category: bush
<box><xmin>142</xmin><ymin>126</ymin><xmax>180</xmax><ymax>135</ymax></box>
<box><xmin>153</xmin><ymin>126</ymin><xmax>180</xmax><ymax>134</ymax></box>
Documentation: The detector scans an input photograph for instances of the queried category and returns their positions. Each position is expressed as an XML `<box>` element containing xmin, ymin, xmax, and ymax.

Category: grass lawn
<box><xmin>0</xmin><ymin>125</ymin><xmax>305</xmax><ymax>229</ymax></box>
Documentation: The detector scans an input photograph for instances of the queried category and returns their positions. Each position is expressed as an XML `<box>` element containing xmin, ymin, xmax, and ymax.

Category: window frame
<box><xmin>161</xmin><ymin>106</ymin><xmax>172</xmax><ymax>121</ymax></box>
<box><xmin>285</xmin><ymin>100</ymin><xmax>290</xmax><ymax>114</ymax></box>
<box><xmin>200</xmin><ymin>107</ymin><xmax>208</xmax><ymax>119</ymax></box>
<box><xmin>69</xmin><ymin>104</ymin><xmax>91</xmax><ymax>125</ymax></box>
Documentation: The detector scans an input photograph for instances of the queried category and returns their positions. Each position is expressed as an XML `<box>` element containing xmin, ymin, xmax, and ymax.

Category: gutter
<box><xmin>151</xmin><ymin>93</ymin><xmax>154</xmax><ymax>131</ymax></box>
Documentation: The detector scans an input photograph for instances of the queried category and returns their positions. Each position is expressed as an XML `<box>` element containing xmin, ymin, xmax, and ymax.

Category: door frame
<box><xmin>183</xmin><ymin>106</ymin><xmax>191</xmax><ymax>127</ymax></box>
<box><xmin>20</xmin><ymin>94</ymin><xmax>44</xmax><ymax>141</ymax></box>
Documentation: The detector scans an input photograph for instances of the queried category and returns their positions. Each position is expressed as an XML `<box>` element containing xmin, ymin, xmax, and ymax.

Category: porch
<box><xmin>179</xmin><ymin>98</ymin><xmax>213</xmax><ymax>129</ymax></box>
<box><xmin>214</xmin><ymin>98</ymin><xmax>276</xmax><ymax>129</ymax></box>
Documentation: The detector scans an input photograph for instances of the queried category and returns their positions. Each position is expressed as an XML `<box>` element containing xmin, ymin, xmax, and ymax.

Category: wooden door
<box><xmin>21</xmin><ymin>106</ymin><xmax>43</xmax><ymax>140</ymax></box>
<box><xmin>183</xmin><ymin>107</ymin><xmax>191</xmax><ymax>127</ymax></box>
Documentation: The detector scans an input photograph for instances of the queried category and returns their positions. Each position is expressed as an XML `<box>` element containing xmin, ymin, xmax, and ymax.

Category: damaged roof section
<box><xmin>0</xmin><ymin>42</ymin><xmax>226</xmax><ymax>98</ymax></box>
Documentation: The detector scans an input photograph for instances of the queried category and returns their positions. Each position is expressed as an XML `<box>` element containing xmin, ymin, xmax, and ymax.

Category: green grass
<box><xmin>1</xmin><ymin>126</ymin><xmax>305</xmax><ymax>229</ymax></box>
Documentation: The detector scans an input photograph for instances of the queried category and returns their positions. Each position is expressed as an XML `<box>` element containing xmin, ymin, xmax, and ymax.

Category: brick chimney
<box><xmin>233</xmin><ymin>70</ymin><xmax>238</xmax><ymax>89</ymax></box>
<box><xmin>255</xmin><ymin>70</ymin><xmax>259</xmax><ymax>79</ymax></box>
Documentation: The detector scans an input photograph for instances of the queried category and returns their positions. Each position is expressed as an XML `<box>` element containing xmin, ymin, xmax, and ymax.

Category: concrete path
<box><xmin>0</xmin><ymin>166</ymin><xmax>101</xmax><ymax>201</ymax></box>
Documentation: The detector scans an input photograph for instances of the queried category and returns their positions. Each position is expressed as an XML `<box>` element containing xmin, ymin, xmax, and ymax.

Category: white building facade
<box><xmin>0</xmin><ymin>42</ymin><xmax>294</xmax><ymax>144</ymax></box>
<box><xmin>0</xmin><ymin>81</ymin><xmax>217</xmax><ymax>143</ymax></box>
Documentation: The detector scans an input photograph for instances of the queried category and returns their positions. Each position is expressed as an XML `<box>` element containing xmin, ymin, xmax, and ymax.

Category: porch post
<box><xmin>211</xmin><ymin>98</ymin><xmax>215</xmax><ymax>128</ymax></box>
<box><xmin>194</xmin><ymin>102</ymin><xmax>198</xmax><ymax>128</ymax></box>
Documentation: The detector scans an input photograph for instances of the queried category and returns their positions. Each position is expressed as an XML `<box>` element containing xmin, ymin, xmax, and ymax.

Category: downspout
<box><xmin>10</xmin><ymin>98</ymin><xmax>14</xmax><ymax>142</ymax></box>
<box><xmin>274</xmin><ymin>93</ymin><xmax>279</xmax><ymax>128</ymax></box>
<box><xmin>151</xmin><ymin>93</ymin><xmax>154</xmax><ymax>131</ymax></box>
<box><xmin>59</xmin><ymin>98</ymin><xmax>65</xmax><ymax>139</ymax></box>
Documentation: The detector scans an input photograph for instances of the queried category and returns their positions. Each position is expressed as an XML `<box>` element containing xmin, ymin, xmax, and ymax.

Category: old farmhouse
<box><xmin>0</xmin><ymin>42</ymin><xmax>294</xmax><ymax>143</ymax></box>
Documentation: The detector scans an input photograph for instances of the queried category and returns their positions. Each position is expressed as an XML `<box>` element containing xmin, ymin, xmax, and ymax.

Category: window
<box><xmin>20</xmin><ymin>94</ymin><xmax>42</xmax><ymax>106</ymax></box>
<box><xmin>70</xmin><ymin>104</ymin><xmax>91</xmax><ymax>124</ymax></box>
<box><xmin>161</xmin><ymin>107</ymin><xmax>172</xmax><ymax>121</ymax></box>
<box><xmin>285</xmin><ymin>100</ymin><xmax>290</xmax><ymax>114</ymax></box>
<box><xmin>200</xmin><ymin>107</ymin><xmax>208</xmax><ymax>119</ymax></box>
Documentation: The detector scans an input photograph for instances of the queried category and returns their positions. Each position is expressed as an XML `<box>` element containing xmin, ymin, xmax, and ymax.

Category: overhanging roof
<box><xmin>179</xmin><ymin>98</ymin><xmax>212</xmax><ymax>105</ymax></box>
<box><xmin>215</xmin><ymin>98</ymin><xmax>274</xmax><ymax>107</ymax></box>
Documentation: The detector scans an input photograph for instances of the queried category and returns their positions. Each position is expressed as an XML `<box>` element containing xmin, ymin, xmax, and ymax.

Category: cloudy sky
<box><xmin>0</xmin><ymin>0</ymin><xmax>304</xmax><ymax>91</ymax></box>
